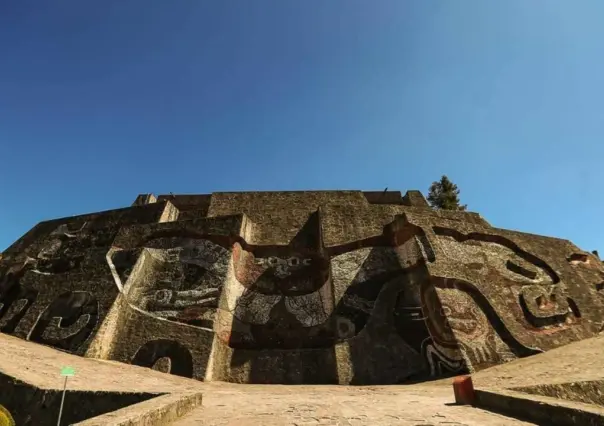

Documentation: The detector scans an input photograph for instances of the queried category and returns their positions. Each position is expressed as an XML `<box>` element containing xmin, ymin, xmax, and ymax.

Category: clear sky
<box><xmin>1</xmin><ymin>1</ymin><xmax>602</xmax><ymax>253</ymax></box>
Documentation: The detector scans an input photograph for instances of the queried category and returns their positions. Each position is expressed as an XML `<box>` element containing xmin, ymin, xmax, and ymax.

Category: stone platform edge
<box><xmin>473</xmin><ymin>388</ymin><xmax>604</xmax><ymax>426</ymax></box>
<box><xmin>73</xmin><ymin>391</ymin><xmax>203</xmax><ymax>426</ymax></box>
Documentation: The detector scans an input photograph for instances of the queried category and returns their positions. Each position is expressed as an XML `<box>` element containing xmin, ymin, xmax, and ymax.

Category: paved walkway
<box><xmin>171</xmin><ymin>383</ymin><xmax>535</xmax><ymax>426</ymax></box>
<box><xmin>6</xmin><ymin>331</ymin><xmax>602</xmax><ymax>424</ymax></box>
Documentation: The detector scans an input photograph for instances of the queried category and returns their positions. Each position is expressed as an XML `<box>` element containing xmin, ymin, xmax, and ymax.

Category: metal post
<box><xmin>57</xmin><ymin>376</ymin><xmax>68</xmax><ymax>426</ymax></box>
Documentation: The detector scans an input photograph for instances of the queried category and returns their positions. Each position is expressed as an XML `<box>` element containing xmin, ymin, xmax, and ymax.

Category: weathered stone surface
<box><xmin>1</xmin><ymin>190</ymin><xmax>603</xmax><ymax>385</ymax></box>
<box><xmin>74</xmin><ymin>392</ymin><xmax>204</xmax><ymax>426</ymax></box>
<box><xmin>474</xmin><ymin>388</ymin><xmax>604</xmax><ymax>426</ymax></box>
<box><xmin>0</xmin><ymin>372</ymin><xmax>159</xmax><ymax>426</ymax></box>
<box><xmin>514</xmin><ymin>380</ymin><xmax>604</xmax><ymax>407</ymax></box>
<box><xmin>456</xmin><ymin>334</ymin><xmax>604</xmax><ymax>425</ymax></box>
<box><xmin>0</xmin><ymin>332</ymin><xmax>535</xmax><ymax>425</ymax></box>
<box><xmin>0</xmin><ymin>332</ymin><xmax>206</xmax><ymax>425</ymax></box>
<box><xmin>172</xmin><ymin>382</ymin><xmax>534</xmax><ymax>426</ymax></box>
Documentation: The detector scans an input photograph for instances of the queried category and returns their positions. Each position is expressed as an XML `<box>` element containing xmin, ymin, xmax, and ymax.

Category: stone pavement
<box><xmin>171</xmin><ymin>383</ymin><xmax>535</xmax><ymax>426</ymax></box>
<box><xmin>4</xmin><ymin>331</ymin><xmax>602</xmax><ymax>425</ymax></box>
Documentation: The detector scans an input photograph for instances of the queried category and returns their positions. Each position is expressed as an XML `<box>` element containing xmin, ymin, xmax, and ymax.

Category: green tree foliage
<box><xmin>427</xmin><ymin>175</ymin><xmax>467</xmax><ymax>211</ymax></box>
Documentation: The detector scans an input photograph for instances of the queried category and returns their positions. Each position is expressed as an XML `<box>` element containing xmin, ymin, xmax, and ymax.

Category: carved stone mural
<box><xmin>28</xmin><ymin>291</ymin><xmax>99</xmax><ymax>352</ymax></box>
<box><xmin>0</xmin><ymin>190</ymin><xmax>602</xmax><ymax>384</ymax></box>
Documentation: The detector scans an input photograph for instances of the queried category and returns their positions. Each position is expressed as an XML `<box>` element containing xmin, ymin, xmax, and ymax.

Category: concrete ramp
<box><xmin>468</xmin><ymin>334</ymin><xmax>604</xmax><ymax>425</ymax></box>
<box><xmin>0</xmin><ymin>333</ymin><xmax>203</xmax><ymax>425</ymax></box>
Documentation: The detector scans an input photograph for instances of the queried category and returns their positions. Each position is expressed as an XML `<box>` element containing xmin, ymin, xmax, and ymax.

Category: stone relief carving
<box><xmin>2</xmin><ymin>191</ymin><xmax>602</xmax><ymax>385</ymax></box>
<box><xmin>28</xmin><ymin>291</ymin><xmax>99</xmax><ymax>352</ymax></box>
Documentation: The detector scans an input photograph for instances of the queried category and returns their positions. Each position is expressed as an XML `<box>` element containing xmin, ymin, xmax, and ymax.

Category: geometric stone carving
<box><xmin>0</xmin><ymin>269</ymin><xmax>38</xmax><ymax>333</ymax></box>
<box><xmin>28</xmin><ymin>291</ymin><xmax>99</xmax><ymax>352</ymax></box>
<box><xmin>519</xmin><ymin>284</ymin><xmax>577</xmax><ymax>327</ymax></box>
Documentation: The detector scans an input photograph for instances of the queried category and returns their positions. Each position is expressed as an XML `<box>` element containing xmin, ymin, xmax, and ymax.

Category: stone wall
<box><xmin>1</xmin><ymin>190</ymin><xmax>602</xmax><ymax>384</ymax></box>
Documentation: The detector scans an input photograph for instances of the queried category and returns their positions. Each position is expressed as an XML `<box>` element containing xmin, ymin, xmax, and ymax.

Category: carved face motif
<box><xmin>218</xmin><ymin>243</ymin><xmax>334</xmax><ymax>349</ymax></box>
<box><xmin>232</xmin><ymin>243</ymin><xmax>329</xmax><ymax>296</ymax></box>
<box><xmin>421</xmin><ymin>284</ymin><xmax>456</xmax><ymax>347</ymax></box>
<box><xmin>436</xmin><ymin>288</ymin><xmax>489</xmax><ymax>345</ymax></box>
<box><xmin>433</xmin><ymin>286</ymin><xmax>518</xmax><ymax>370</ymax></box>
<box><xmin>228</xmin><ymin>243</ymin><xmax>331</xmax><ymax>325</ymax></box>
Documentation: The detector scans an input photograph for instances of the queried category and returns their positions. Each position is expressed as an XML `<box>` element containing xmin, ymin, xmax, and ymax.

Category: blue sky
<box><xmin>1</xmin><ymin>1</ymin><xmax>602</xmax><ymax>253</ymax></box>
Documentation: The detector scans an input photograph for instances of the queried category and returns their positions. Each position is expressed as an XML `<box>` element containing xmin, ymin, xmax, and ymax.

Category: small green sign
<box><xmin>60</xmin><ymin>366</ymin><xmax>75</xmax><ymax>377</ymax></box>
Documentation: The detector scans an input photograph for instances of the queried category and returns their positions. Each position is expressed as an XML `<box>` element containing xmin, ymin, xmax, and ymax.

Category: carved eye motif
<box><xmin>506</xmin><ymin>260</ymin><xmax>538</xmax><ymax>280</ymax></box>
<box><xmin>155</xmin><ymin>289</ymin><xmax>172</xmax><ymax>303</ymax></box>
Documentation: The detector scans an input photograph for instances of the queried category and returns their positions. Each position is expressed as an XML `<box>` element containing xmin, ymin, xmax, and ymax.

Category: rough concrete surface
<box><xmin>466</xmin><ymin>334</ymin><xmax>604</xmax><ymax>390</ymax></box>
<box><xmin>171</xmin><ymin>383</ymin><xmax>535</xmax><ymax>426</ymax></box>
<box><xmin>0</xmin><ymin>332</ymin><xmax>534</xmax><ymax>425</ymax></box>
<box><xmin>467</xmin><ymin>334</ymin><xmax>604</xmax><ymax>426</ymax></box>
<box><xmin>0</xmin><ymin>333</ymin><xmax>203</xmax><ymax>425</ymax></box>
<box><xmin>75</xmin><ymin>391</ymin><xmax>204</xmax><ymax>426</ymax></box>
<box><xmin>474</xmin><ymin>389</ymin><xmax>604</xmax><ymax>426</ymax></box>
<box><xmin>514</xmin><ymin>380</ymin><xmax>604</xmax><ymax>407</ymax></box>
<box><xmin>3</xmin><ymin>331</ymin><xmax>604</xmax><ymax>424</ymax></box>
<box><xmin>0</xmin><ymin>333</ymin><xmax>201</xmax><ymax>393</ymax></box>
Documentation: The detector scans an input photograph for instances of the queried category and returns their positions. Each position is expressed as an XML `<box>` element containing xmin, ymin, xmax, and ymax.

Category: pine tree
<box><xmin>427</xmin><ymin>175</ymin><xmax>467</xmax><ymax>211</ymax></box>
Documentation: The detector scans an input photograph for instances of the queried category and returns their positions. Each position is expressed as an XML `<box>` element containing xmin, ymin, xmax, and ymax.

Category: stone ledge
<box><xmin>474</xmin><ymin>388</ymin><xmax>604</xmax><ymax>426</ymax></box>
<box><xmin>512</xmin><ymin>379</ymin><xmax>604</xmax><ymax>407</ymax></box>
<box><xmin>73</xmin><ymin>391</ymin><xmax>203</xmax><ymax>426</ymax></box>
